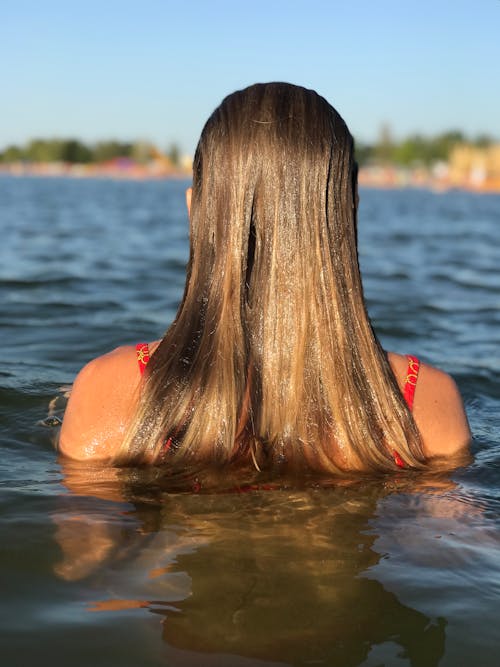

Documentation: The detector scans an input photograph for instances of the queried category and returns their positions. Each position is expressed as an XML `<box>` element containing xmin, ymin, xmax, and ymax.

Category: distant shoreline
<box><xmin>0</xmin><ymin>160</ymin><xmax>191</xmax><ymax>181</ymax></box>
<box><xmin>1</xmin><ymin>162</ymin><xmax>500</xmax><ymax>193</ymax></box>
<box><xmin>358</xmin><ymin>166</ymin><xmax>500</xmax><ymax>194</ymax></box>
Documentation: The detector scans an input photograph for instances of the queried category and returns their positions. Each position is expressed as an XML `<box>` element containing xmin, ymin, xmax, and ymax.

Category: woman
<box><xmin>59</xmin><ymin>82</ymin><xmax>471</xmax><ymax>473</ymax></box>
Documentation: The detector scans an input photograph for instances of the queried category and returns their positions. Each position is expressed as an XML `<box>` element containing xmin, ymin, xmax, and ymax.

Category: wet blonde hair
<box><xmin>115</xmin><ymin>82</ymin><xmax>425</xmax><ymax>473</ymax></box>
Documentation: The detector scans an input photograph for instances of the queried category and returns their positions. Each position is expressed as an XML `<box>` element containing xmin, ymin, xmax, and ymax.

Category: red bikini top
<box><xmin>135</xmin><ymin>343</ymin><xmax>420</xmax><ymax>469</ymax></box>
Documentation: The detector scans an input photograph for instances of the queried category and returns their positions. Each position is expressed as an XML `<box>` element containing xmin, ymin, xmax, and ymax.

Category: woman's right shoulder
<box><xmin>59</xmin><ymin>343</ymin><xmax>158</xmax><ymax>462</ymax></box>
<box><xmin>388</xmin><ymin>352</ymin><xmax>472</xmax><ymax>462</ymax></box>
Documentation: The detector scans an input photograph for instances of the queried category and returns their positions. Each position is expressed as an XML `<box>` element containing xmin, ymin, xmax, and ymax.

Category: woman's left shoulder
<box><xmin>387</xmin><ymin>352</ymin><xmax>472</xmax><ymax>460</ymax></box>
<box><xmin>59</xmin><ymin>343</ymin><xmax>157</xmax><ymax>461</ymax></box>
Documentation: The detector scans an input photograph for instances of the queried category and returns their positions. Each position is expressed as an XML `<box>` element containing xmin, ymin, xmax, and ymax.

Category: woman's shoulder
<box><xmin>59</xmin><ymin>341</ymin><xmax>160</xmax><ymax>461</ymax></box>
<box><xmin>387</xmin><ymin>352</ymin><xmax>471</xmax><ymax>460</ymax></box>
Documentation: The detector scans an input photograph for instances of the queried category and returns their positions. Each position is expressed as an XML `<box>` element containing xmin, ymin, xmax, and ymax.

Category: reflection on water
<box><xmin>52</xmin><ymin>462</ymin><xmax>460</xmax><ymax>666</ymax></box>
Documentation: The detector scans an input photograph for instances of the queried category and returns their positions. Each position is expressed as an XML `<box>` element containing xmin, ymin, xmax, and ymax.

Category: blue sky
<box><xmin>3</xmin><ymin>0</ymin><xmax>500</xmax><ymax>153</ymax></box>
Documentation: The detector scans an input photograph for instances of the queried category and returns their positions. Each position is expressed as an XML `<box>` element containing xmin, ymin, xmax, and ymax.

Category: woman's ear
<box><xmin>186</xmin><ymin>187</ymin><xmax>192</xmax><ymax>217</ymax></box>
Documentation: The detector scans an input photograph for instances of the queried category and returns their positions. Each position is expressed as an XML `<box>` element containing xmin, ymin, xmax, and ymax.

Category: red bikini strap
<box><xmin>136</xmin><ymin>342</ymin><xmax>150</xmax><ymax>375</ymax></box>
<box><xmin>403</xmin><ymin>355</ymin><xmax>420</xmax><ymax>411</ymax></box>
<box><xmin>392</xmin><ymin>355</ymin><xmax>421</xmax><ymax>469</ymax></box>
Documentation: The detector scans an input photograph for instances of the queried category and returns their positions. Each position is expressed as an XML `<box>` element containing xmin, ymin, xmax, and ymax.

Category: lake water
<box><xmin>1</xmin><ymin>176</ymin><xmax>499</xmax><ymax>666</ymax></box>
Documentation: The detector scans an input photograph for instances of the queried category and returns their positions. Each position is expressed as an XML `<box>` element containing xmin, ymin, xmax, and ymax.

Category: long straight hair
<box><xmin>116</xmin><ymin>82</ymin><xmax>425</xmax><ymax>472</ymax></box>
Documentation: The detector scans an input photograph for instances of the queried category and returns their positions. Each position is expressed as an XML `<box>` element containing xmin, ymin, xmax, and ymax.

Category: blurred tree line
<box><xmin>355</xmin><ymin>129</ymin><xmax>496</xmax><ymax>167</ymax></box>
<box><xmin>0</xmin><ymin>139</ymin><xmax>182</xmax><ymax>166</ymax></box>
<box><xmin>1</xmin><ymin>132</ymin><xmax>496</xmax><ymax>167</ymax></box>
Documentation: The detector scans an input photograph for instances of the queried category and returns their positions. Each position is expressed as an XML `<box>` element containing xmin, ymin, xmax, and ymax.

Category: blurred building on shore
<box><xmin>448</xmin><ymin>144</ymin><xmax>500</xmax><ymax>191</ymax></box>
<box><xmin>358</xmin><ymin>142</ymin><xmax>500</xmax><ymax>192</ymax></box>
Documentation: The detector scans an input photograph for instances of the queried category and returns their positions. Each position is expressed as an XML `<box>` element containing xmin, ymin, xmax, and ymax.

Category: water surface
<box><xmin>1</xmin><ymin>176</ymin><xmax>499</xmax><ymax>666</ymax></box>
